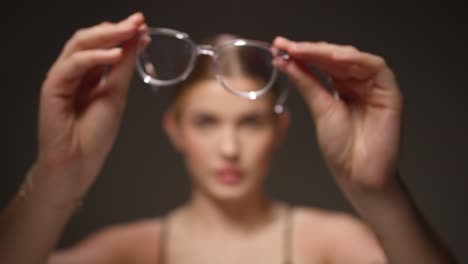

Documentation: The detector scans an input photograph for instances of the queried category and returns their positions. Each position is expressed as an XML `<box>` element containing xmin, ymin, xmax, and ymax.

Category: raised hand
<box><xmin>272</xmin><ymin>37</ymin><xmax>403</xmax><ymax>190</ymax></box>
<box><xmin>34</xmin><ymin>12</ymin><xmax>149</xmax><ymax>207</ymax></box>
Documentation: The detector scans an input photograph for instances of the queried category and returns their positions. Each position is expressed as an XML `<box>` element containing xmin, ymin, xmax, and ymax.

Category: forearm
<box><xmin>0</xmin><ymin>164</ymin><xmax>79</xmax><ymax>264</ymax></box>
<box><xmin>338</xmin><ymin>173</ymin><xmax>457</xmax><ymax>264</ymax></box>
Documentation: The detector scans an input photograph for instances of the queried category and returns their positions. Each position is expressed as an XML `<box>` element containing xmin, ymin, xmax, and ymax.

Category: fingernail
<box><xmin>109</xmin><ymin>47</ymin><xmax>123</xmax><ymax>56</ymax></box>
<box><xmin>141</xmin><ymin>35</ymin><xmax>152</xmax><ymax>45</ymax></box>
<box><xmin>128</xmin><ymin>12</ymin><xmax>144</xmax><ymax>22</ymax></box>
<box><xmin>271</xmin><ymin>46</ymin><xmax>278</xmax><ymax>55</ymax></box>
<box><xmin>272</xmin><ymin>57</ymin><xmax>287</xmax><ymax>69</ymax></box>
<box><xmin>117</xmin><ymin>21</ymin><xmax>134</xmax><ymax>32</ymax></box>
<box><xmin>137</xmin><ymin>35</ymin><xmax>152</xmax><ymax>52</ymax></box>
<box><xmin>138</xmin><ymin>24</ymin><xmax>149</xmax><ymax>33</ymax></box>
<box><xmin>275</xmin><ymin>36</ymin><xmax>290</xmax><ymax>44</ymax></box>
<box><xmin>143</xmin><ymin>34</ymin><xmax>151</xmax><ymax>42</ymax></box>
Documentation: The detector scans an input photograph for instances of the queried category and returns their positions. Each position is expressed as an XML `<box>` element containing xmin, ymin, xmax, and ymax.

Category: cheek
<box><xmin>241</xmin><ymin>129</ymin><xmax>276</xmax><ymax>167</ymax></box>
<box><xmin>180</xmin><ymin>128</ymin><xmax>214</xmax><ymax>172</ymax></box>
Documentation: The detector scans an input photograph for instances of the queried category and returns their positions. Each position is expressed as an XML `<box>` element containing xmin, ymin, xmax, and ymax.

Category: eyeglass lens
<box><xmin>140</xmin><ymin>33</ymin><xmax>276</xmax><ymax>94</ymax></box>
<box><xmin>142</xmin><ymin>34</ymin><xmax>193</xmax><ymax>81</ymax></box>
<box><xmin>216</xmin><ymin>44</ymin><xmax>275</xmax><ymax>94</ymax></box>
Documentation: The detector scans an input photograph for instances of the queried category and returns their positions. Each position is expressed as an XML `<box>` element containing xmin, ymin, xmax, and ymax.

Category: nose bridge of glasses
<box><xmin>197</xmin><ymin>45</ymin><xmax>215</xmax><ymax>57</ymax></box>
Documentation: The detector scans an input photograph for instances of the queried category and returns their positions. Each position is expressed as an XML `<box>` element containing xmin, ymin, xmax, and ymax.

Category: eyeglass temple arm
<box><xmin>273</xmin><ymin>49</ymin><xmax>290</xmax><ymax>114</ymax></box>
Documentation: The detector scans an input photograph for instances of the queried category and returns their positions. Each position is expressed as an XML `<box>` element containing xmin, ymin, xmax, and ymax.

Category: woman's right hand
<box><xmin>32</xmin><ymin>12</ymin><xmax>148</xmax><ymax>208</ymax></box>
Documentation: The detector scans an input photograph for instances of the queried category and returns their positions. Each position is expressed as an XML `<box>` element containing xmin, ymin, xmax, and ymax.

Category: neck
<box><xmin>183</xmin><ymin>188</ymin><xmax>276</xmax><ymax>234</ymax></box>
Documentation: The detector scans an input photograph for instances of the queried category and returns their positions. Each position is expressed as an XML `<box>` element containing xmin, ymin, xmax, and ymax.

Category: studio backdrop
<box><xmin>4</xmin><ymin>0</ymin><xmax>468</xmax><ymax>262</ymax></box>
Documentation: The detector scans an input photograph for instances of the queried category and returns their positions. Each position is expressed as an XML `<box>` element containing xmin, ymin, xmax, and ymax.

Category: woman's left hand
<box><xmin>272</xmin><ymin>37</ymin><xmax>403</xmax><ymax>190</ymax></box>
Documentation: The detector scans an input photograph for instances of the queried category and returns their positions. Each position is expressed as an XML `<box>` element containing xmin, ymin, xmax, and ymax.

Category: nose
<box><xmin>218</xmin><ymin>126</ymin><xmax>240</xmax><ymax>162</ymax></box>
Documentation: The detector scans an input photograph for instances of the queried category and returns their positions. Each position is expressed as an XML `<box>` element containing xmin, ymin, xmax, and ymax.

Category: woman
<box><xmin>0</xmin><ymin>12</ymin><xmax>456</xmax><ymax>264</ymax></box>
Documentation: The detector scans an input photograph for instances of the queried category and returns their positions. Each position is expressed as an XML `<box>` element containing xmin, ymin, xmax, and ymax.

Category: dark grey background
<box><xmin>4</xmin><ymin>0</ymin><xmax>467</xmax><ymax>262</ymax></box>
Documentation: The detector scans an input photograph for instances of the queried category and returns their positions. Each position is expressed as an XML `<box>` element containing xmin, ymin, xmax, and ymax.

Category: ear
<box><xmin>162</xmin><ymin>110</ymin><xmax>184</xmax><ymax>153</ymax></box>
<box><xmin>273</xmin><ymin>109</ymin><xmax>290</xmax><ymax>148</ymax></box>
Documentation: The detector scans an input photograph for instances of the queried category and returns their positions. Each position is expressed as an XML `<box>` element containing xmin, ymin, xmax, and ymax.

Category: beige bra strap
<box><xmin>158</xmin><ymin>216</ymin><xmax>170</xmax><ymax>264</ymax></box>
<box><xmin>283</xmin><ymin>205</ymin><xmax>294</xmax><ymax>264</ymax></box>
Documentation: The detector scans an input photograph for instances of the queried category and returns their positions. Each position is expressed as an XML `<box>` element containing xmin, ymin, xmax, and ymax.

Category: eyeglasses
<box><xmin>135</xmin><ymin>27</ymin><xmax>289</xmax><ymax>113</ymax></box>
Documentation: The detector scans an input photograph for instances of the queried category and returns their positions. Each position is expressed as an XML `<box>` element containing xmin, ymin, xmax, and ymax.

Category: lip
<box><xmin>215</xmin><ymin>166</ymin><xmax>243</xmax><ymax>185</ymax></box>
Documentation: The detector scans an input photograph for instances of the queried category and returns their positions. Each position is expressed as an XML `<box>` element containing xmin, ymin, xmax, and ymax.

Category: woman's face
<box><xmin>165</xmin><ymin>77</ymin><xmax>287</xmax><ymax>202</ymax></box>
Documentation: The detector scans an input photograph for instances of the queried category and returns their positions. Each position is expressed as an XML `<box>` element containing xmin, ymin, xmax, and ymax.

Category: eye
<box><xmin>194</xmin><ymin>115</ymin><xmax>217</xmax><ymax>128</ymax></box>
<box><xmin>241</xmin><ymin>115</ymin><xmax>263</xmax><ymax>128</ymax></box>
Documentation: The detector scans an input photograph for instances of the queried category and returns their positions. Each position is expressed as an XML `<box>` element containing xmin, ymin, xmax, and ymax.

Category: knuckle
<box><xmin>294</xmin><ymin>41</ymin><xmax>315</xmax><ymax>53</ymax></box>
<box><xmin>374</xmin><ymin>56</ymin><xmax>386</xmax><ymax>68</ymax></box>
<box><xmin>70</xmin><ymin>28</ymin><xmax>88</xmax><ymax>47</ymax></box>
<box><xmin>99</xmin><ymin>21</ymin><xmax>113</xmax><ymax>27</ymax></box>
<box><xmin>68</xmin><ymin>52</ymin><xmax>81</xmax><ymax>66</ymax></box>
<box><xmin>290</xmin><ymin>42</ymin><xmax>302</xmax><ymax>53</ymax></box>
<box><xmin>45</xmin><ymin>63</ymin><xmax>59</xmax><ymax>81</ymax></box>
<box><xmin>95</xmin><ymin>21</ymin><xmax>115</xmax><ymax>33</ymax></box>
<box><xmin>332</xmin><ymin>49</ymin><xmax>352</xmax><ymax>60</ymax></box>
<box><xmin>68</xmin><ymin>51</ymin><xmax>90</xmax><ymax>68</ymax></box>
<box><xmin>316</xmin><ymin>41</ymin><xmax>332</xmax><ymax>52</ymax></box>
<box><xmin>72</xmin><ymin>28</ymin><xmax>86</xmax><ymax>40</ymax></box>
<box><xmin>343</xmin><ymin>45</ymin><xmax>358</xmax><ymax>52</ymax></box>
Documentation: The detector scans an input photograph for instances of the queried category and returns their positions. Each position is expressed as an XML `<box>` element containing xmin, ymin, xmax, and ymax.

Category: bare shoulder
<box><xmin>294</xmin><ymin>206</ymin><xmax>373</xmax><ymax>237</ymax></box>
<box><xmin>293</xmin><ymin>207</ymin><xmax>387</xmax><ymax>263</ymax></box>
<box><xmin>48</xmin><ymin>217</ymin><xmax>163</xmax><ymax>264</ymax></box>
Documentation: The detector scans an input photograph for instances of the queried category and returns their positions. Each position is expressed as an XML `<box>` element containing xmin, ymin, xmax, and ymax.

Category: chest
<box><xmin>161</xmin><ymin>227</ymin><xmax>326</xmax><ymax>264</ymax></box>
<box><xmin>167</xmin><ymin>233</ymin><xmax>283</xmax><ymax>264</ymax></box>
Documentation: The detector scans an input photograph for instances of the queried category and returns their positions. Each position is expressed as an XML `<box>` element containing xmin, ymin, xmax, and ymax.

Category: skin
<box><xmin>0</xmin><ymin>12</ymin><xmax>456</xmax><ymax>264</ymax></box>
<box><xmin>165</xmin><ymin>78</ymin><xmax>281</xmax><ymax>202</ymax></box>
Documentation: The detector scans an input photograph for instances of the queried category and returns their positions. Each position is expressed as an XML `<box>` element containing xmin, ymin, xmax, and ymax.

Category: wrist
<box><xmin>338</xmin><ymin>172</ymin><xmax>413</xmax><ymax>228</ymax></box>
<box><xmin>22</xmin><ymin>161</ymin><xmax>86</xmax><ymax>212</ymax></box>
<box><xmin>332</xmin><ymin>165</ymin><xmax>399</xmax><ymax>192</ymax></box>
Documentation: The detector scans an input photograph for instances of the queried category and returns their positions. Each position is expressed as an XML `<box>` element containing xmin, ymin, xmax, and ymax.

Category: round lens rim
<box><xmin>213</xmin><ymin>39</ymin><xmax>278</xmax><ymax>100</ymax></box>
<box><xmin>136</xmin><ymin>29</ymin><xmax>280</xmax><ymax>102</ymax></box>
<box><xmin>135</xmin><ymin>28</ymin><xmax>197</xmax><ymax>87</ymax></box>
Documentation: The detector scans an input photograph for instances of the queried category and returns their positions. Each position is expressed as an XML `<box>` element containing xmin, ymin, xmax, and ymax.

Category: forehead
<box><xmin>178</xmin><ymin>78</ymin><xmax>274</xmax><ymax>117</ymax></box>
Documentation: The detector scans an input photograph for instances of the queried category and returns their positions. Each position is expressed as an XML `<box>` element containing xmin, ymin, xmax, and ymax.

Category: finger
<box><xmin>136</xmin><ymin>24</ymin><xmax>151</xmax><ymax>52</ymax></box>
<box><xmin>89</xmin><ymin>24</ymin><xmax>151</xmax><ymax>103</ymax></box>
<box><xmin>102</xmin><ymin>34</ymin><xmax>139</xmax><ymax>107</ymax></box>
<box><xmin>73</xmin><ymin>65</ymin><xmax>108</xmax><ymax>112</ymax></box>
<box><xmin>273</xmin><ymin>36</ymin><xmax>386</xmax><ymax>80</ymax></box>
<box><xmin>273</xmin><ymin>55</ymin><xmax>339</xmax><ymax>120</ymax></box>
<box><xmin>61</xmin><ymin>12</ymin><xmax>145</xmax><ymax>59</ymax></box>
<box><xmin>49</xmin><ymin>47</ymin><xmax>123</xmax><ymax>96</ymax></box>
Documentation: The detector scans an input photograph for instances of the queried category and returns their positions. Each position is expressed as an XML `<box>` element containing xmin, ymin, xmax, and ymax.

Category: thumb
<box><xmin>273</xmin><ymin>56</ymin><xmax>337</xmax><ymax>120</ymax></box>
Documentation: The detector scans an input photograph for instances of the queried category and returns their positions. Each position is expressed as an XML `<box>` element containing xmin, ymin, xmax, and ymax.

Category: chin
<box><xmin>204</xmin><ymin>181</ymin><xmax>258</xmax><ymax>203</ymax></box>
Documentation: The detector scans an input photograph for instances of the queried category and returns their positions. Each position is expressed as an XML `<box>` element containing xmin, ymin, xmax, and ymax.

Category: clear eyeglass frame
<box><xmin>135</xmin><ymin>27</ymin><xmax>289</xmax><ymax>114</ymax></box>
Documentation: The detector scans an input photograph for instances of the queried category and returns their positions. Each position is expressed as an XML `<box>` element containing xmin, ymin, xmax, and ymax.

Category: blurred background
<box><xmin>4</xmin><ymin>0</ymin><xmax>467</xmax><ymax>262</ymax></box>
